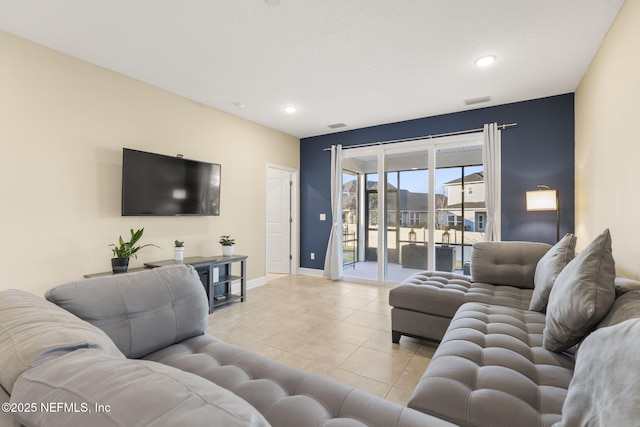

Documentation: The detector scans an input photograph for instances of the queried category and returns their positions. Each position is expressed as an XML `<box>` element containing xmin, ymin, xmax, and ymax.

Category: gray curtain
<box><xmin>483</xmin><ymin>123</ymin><xmax>501</xmax><ymax>241</ymax></box>
<box><xmin>324</xmin><ymin>145</ymin><xmax>343</xmax><ymax>280</ymax></box>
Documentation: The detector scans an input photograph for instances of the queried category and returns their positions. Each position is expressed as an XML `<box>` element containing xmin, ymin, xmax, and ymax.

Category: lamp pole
<box><xmin>555</xmin><ymin>190</ymin><xmax>560</xmax><ymax>242</ymax></box>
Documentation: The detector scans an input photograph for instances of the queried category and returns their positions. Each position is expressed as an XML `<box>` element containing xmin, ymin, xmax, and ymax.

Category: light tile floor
<box><xmin>206</xmin><ymin>274</ymin><xmax>437</xmax><ymax>406</ymax></box>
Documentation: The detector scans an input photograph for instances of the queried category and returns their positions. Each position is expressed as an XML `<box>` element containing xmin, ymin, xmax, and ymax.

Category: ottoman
<box><xmin>389</xmin><ymin>241</ymin><xmax>551</xmax><ymax>343</ymax></box>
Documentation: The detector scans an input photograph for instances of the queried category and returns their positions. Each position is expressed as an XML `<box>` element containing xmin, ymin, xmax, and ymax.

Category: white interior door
<box><xmin>267</xmin><ymin>170</ymin><xmax>291</xmax><ymax>273</ymax></box>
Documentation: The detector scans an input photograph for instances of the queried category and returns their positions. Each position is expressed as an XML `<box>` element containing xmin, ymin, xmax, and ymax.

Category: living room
<box><xmin>1</xmin><ymin>1</ymin><xmax>640</xmax><ymax>425</ymax></box>
<box><xmin>1</xmin><ymin>1</ymin><xmax>638</xmax><ymax>296</ymax></box>
<box><xmin>0</xmin><ymin>2</ymin><xmax>637</xmax><ymax>302</ymax></box>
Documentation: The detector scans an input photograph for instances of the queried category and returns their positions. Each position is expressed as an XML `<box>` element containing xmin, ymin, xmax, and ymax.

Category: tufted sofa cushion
<box><xmin>471</xmin><ymin>241</ymin><xmax>551</xmax><ymax>289</ymax></box>
<box><xmin>144</xmin><ymin>335</ymin><xmax>456</xmax><ymax>427</ymax></box>
<box><xmin>390</xmin><ymin>272</ymin><xmax>532</xmax><ymax>319</ymax></box>
<box><xmin>408</xmin><ymin>302</ymin><xmax>574</xmax><ymax>427</ymax></box>
<box><xmin>390</xmin><ymin>272</ymin><xmax>474</xmax><ymax>318</ymax></box>
<box><xmin>46</xmin><ymin>265</ymin><xmax>208</xmax><ymax>358</ymax></box>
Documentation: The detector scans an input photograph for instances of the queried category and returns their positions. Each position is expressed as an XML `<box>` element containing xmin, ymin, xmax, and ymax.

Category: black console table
<box><xmin>145</xmin><ymin>255</ymin><xmax>247</xmax><ymax>313</ymax></box>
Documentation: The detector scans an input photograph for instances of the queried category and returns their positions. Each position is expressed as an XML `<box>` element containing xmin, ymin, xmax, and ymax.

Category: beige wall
<box><xmin>0</xmin><ymin>31</ymin><xmax>299</xmax><ymax>295</ymax></box>
<box><xmin>575</xmin><ymin>0</ymin><xmax>640</xmax><ymax>279</ymax></box>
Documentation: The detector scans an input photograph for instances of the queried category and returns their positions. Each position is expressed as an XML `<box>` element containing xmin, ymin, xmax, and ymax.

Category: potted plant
<box><xmin>219</xmin><ymin>235</ymin><xmax>235</xmax><ymax>256</ymax></box>
<box><xmin>174</xmin><ymin>240</ymin><xmax>184</xmax><ymax>261</ymax></box>
<box><xmin>109</xmin><ymin>228</ymin><xmax>159</xmax><ymax>273</ymax></box>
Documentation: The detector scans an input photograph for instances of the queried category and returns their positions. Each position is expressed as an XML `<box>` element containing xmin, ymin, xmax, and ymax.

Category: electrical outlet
<box><xmin>320</xmin><ymin>214</ymin><xmax>326</xmax><ymax>221</ymax></box>
<box><xmin>310</xmin><ymin>252</ymin><xmax>315</xmax><ymax>260</ymax></box>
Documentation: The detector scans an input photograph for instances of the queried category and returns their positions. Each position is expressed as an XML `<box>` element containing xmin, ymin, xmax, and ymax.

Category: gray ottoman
<box><xmin>389</xmin><ymin>241</ymin><xmax>551</xmax><ymax>343</ymax></box>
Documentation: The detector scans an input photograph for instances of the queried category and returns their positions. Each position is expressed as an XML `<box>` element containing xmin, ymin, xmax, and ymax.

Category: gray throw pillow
<box><xmin>543</xmin><ymin>229</ymin><xmax>616</xmax><ymax>352</ymax></box>
<box><xmin>555</xmin><ymin>318</ymin><xmax>640</xmax><ymax>427</ymax></box>
<box><xmin>529</xmin><ymin>233</ymin><xmax>577</xmax><ymax>312</ymax></box>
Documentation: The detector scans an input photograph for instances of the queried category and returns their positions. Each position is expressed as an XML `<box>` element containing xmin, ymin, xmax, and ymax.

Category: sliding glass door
<box><xmin>434</xmin><ymin>164</ymin><xmax>484</xmax><ymax>273</ymax></box>
<box><xmin>340</xmin><ymin>133</ymin><xmax>488</xmax><ymax>285</ymax></box>
<box><xmin>384</xmin><ymin>149</ymin><xmax>431</xmax><ymax>282</ymax></box>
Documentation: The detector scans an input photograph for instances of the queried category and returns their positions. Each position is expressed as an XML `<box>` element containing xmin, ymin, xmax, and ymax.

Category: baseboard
<box><xmin>298</xmin><ymin>267</ymin><xmax>324</xmax><ymax>277</ymax></box>
<box><xmin>248</xmin><ymin>276</ymin><xmax>268</xmax><ymax>289</ymax></box>
<box><xmin>231</xmin><ymin>276</ymin><xmax>267</xmax><ymax>294</ymax></box>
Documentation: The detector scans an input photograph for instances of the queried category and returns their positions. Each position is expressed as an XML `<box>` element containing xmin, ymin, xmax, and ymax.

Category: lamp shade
<box><xmin>526</xmin><ymin>189</ymin><xmax>558</xmax><ymax>211</ymax></box>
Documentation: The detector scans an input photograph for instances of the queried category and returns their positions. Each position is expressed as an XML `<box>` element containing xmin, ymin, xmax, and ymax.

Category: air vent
<box><xmin>464</xmin><ymin>96</ymin><xmax>491</xmax><ymax>106</ymax></box>
<box><xmin>327</xmin><ymin>123</ymin><xmax>347</xmax><ymax>129</ymax></box>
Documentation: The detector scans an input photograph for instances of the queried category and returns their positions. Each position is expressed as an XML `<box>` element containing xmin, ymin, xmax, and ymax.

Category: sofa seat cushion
<box><xmin>10</xmin><ymin>349</ymin><xmax>270</xmax><ymax>427</ymax></box>
<box><xmin>464</xmin><ymin>282</ymin><xmax>533</xmax><ymax>310</ymax></box>
<box><xmin>390</xmin><ymin>272</ymin><xmax>532</xmax><ymax>319</ymax></box>
<box><xmin>408</xmin><ymin>302</ymin><xmax>574</xmax><ymax>427</ymax></box>
<box><xmin>0</xmin><ymin>289</ymin><xmax>124</xmax><ymax>394</ymax></box>
<box><xmin>144</xmin><ymin>335</ymin><xmax>456</xmax><ymax>427</ymax></box>
<box><xmin>46</xmin><ymin>265</ymin><xmax>209</xmax><ymax>359</ymax></box>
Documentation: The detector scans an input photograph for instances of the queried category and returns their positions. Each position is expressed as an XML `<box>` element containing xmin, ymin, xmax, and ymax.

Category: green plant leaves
<box><xmin>110</xmin><ymin>228</ymin><xmax>159</xmax><ymax>259</ymax></box>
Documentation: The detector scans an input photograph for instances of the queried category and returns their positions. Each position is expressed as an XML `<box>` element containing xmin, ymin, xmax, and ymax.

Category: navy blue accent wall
<box><xmin>300</xmin><ymin>94</ymin><xmax>575</xmax><ymax>269</ymax></box>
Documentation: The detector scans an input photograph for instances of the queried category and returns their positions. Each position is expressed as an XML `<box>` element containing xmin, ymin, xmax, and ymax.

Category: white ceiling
<box><xmin>0</xmin><ymin>0</ymin><xmax>625</xmax><ymax>138</ymax></box>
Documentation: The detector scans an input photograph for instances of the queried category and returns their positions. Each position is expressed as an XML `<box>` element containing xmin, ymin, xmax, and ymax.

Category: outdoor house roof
<box><xmin>443</xmin><ymin>172</ymin><xmax>484</xmax><ymax>186</ymax></box>
<box><xmin>342</xmin><ymin>181</ymin><xmax>448</xmax><ymax>212</ymax></box>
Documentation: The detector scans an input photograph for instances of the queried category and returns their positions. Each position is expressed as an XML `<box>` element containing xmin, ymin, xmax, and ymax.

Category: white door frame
<box><xmin>266</xmin><ymin>164</ymin><xmax>299</xmax><ymax>275</ymax></box>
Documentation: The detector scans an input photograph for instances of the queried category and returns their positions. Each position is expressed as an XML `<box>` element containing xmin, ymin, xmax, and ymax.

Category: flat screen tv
<box><xmin>122</xmin><ymin>148</ymin><xmax>221</xmax><ymax>216</ymax></box>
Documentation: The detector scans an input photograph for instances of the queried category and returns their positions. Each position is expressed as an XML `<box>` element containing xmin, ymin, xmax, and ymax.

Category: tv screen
<box><xmin>122</xmin><ymin>148</ymin><xmax>221</xmax><ymax>216</ymax></box>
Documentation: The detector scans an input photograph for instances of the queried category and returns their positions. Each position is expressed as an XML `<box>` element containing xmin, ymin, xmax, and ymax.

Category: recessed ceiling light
<box><xmin>475</xmin><ymin>55</ymin><xmax>497</xmax><ymax>67</ymax></box>
<box><xmin>283</xmin><ymin>105</ymin><xmax>297</xmax><ymax>114</ymax></box>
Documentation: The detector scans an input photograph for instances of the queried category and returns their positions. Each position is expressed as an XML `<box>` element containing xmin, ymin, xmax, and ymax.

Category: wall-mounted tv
<box><xmin>122</xmin><ymin>148</ymin><xmax>221</xmax><ymax>216</ymax></box>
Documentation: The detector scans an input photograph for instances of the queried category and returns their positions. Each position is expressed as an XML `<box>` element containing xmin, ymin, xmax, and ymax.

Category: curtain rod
<box><xmin>323</xmin><ymin>122</ymin><xmax>517</xmax><ymax>151</ymax></box>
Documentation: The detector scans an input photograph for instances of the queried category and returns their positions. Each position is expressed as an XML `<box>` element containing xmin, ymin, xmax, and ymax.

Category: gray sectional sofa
<box><xmin>2</xmin><ymin>229</ymin><xmax>639</xmax><ymax>427</ymax></box>
<box><xmin>0</xmin><ymin>264</ymin><xmax>454</xmax><ymax>427</ymax></box>
<box><xmin>390</xmin><ymin>229</ymin><xmax>640</xmax><ymax>427</ymax></box>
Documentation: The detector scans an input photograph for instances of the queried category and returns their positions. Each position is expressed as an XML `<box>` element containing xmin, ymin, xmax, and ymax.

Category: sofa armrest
<box><xmin>10</xmin><ymin>349</ymin><xmax>270</xmax><ymax>427</ymax></box>
<box><xmin>0</xmin><ymin>289</ymin><xmax>123</xmax><ymax>394</ymax></box>
<box><xmin>0</xmin><ymin>384</ymin><xmax>21</xmax><ymax>427</ymax></box>
<box><xmin>471</xmin><ymin>241</ymin><xmax>551</xmax><ymax>288</ymax></box>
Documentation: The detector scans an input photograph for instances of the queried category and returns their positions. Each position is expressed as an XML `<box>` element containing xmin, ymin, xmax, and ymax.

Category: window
<box><xmin>447</xmin><ymin>214</ymin><xmax>460</xmax><ymax>227</ymax></box>
<box><xmin>476</xmin><ymin>213</ymin><xmax>486</xmax><ymax>232</ymax></box>
<box><xmin>409</xmin><ymin>212</ymin><xmax>419</xmax><ymax>226</ymax></box>
<box><xmin>467</xmin><ymin>185</ymin><xmax>474</xmax><ymax>196</ymax></box>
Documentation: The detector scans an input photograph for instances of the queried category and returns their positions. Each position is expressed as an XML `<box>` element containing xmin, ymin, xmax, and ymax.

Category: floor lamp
<box><xmin>526</xmin><ymin>184</ymin><xmax>560</xmax><ymax>242</ymax></box>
